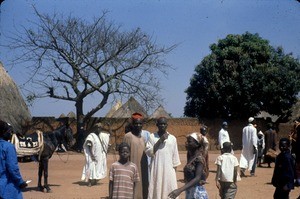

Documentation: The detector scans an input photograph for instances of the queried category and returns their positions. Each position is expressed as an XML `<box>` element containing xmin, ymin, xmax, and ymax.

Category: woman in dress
<box><xmin>168</xmin><ymin>132</ymin><xmax>208</xmax><ymax>199</ymax></box>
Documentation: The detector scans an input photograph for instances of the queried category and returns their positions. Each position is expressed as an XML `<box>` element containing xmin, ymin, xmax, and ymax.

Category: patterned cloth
<box><xmin>185</xmin><ymin>185</ymin><xmax>208</xmax><ymax>199</ymax></box>
<box><xmin>184</xmin><ymin>155</ymin><xmax>208</xmax><ymax>199</ymax></box>
<box><xmin>109</xmin><ymin>161</ymin><xmax>140</xmax><ymax>199</ymax></box>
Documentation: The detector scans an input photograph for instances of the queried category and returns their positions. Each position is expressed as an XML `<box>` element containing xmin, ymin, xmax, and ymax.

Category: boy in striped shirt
<box><xmin>109</xmin><ymin>142</ymin><xmax>140</xmax><ymax>199</ymax></box>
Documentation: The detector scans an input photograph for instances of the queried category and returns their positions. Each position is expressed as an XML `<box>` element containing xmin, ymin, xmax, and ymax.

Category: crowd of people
<box><xmin>1</xmin><ymin>115</ymin><xmax>299</xmax><ymax>199</ymax></box>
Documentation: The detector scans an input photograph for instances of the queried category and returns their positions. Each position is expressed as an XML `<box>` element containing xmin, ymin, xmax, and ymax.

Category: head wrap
<box><xmin>132</xmin><ymin>112</ymin><xmax>143</xmax><ymax>120</ymax></box>
<box><xmin>248</xmin><ymin>117</ymin><xmax>254</xmax><ymax>123</ymax></box>
<box><xmin>258</xmin><ymin>131</ymin><xmax>264</xmax><ymax>135</ymax></box>
<box><xmin>188</xmin><ymin>132</ymin><xmax>203</xmax><ymax>144</ymax></box>
<box><xmin>222</xmin><ymin>121</ymin><xmax>228</xmax><ymax>126</ymax></box>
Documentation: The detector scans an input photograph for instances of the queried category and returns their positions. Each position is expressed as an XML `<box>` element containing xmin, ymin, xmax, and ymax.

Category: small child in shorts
<box><xmin>215</xmin><ymin>142</ymin><xmax>239</xmax><ymax>199</ymax></box>
<box><xmin>109</xmin><ymin>142</ymin><xmax>140</xmax><ymax>199</ymax></box>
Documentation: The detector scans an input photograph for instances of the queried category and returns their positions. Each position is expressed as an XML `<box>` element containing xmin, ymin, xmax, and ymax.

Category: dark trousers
<box><xmin>251</xmin><ymin>152</ymin><xmax>257</xmax><ymax>175</ymax></box>
<box><xmin>273</xmin><ymin>188</ymin><xmax>290</xmax><ymax>199</ymax></box>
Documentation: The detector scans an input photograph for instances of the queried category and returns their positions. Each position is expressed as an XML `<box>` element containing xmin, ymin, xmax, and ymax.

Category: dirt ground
<box><xmin>20</xmin><ymin>150</ymin><xmax>300</xmax><ymax>199</ymax></box>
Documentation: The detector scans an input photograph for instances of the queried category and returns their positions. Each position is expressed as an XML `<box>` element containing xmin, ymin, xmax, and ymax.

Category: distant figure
<box><xmin>218</xmin><ymin>122</ymin><xmax>231</xmax><ymax>150</ymax></box>
<box><xmin>145</xmin><ymin>117</ymin><xmax>181</xmax><ymax>199</ymax></box>
<box><xmin>56</xmin><ymin>117</ymin><xmax>71</xmax><ymax>152</ymax></box>
<box><xmin>200</xmin><ymin>125</ymin><xmax>209</xmax><ymax>180</ymax></box>
<box><xmin>123</xmin><ymin>113</ymin><xmax>150</xmax><ymax>199</ymax></box>
<box><xmin>0</xmin><ymin>120</ymin><xmax>28</xmax><ymax>199</ymax></box>
<box><xmin>109</xmin><ymin>142</ymin><xmax>139</xmax><ymax>199</ymax></box>
<box><xmin>215</xmin><ymin>142</ymin><xmax>239</xmax><ymax>199</ymax></box>
<box><xmin>168</xmin><ymin>132</ymin><xmax>208</xmax><ymax>199</ymax></box>
<box><xmin>294</xmin><ymin>118</ymin><xmax>300</xmax><ymax>186</ymax></box>
<box><xmin>256</xmin><ymin>131</ymin><xmax>265</xmax><ymax>167</ymax></box>
<box><xmin>264</xmin><ymin>123</ymin><xmax>277</xmax><ymax>168</ymax></box>
<box><xmin>76</xmin><ymin>114</ymin><xmax>85</xmax><ymax>153</ymax></box>
<box><xmin>271</xmin><ymin>138</ymin><xmax>295</xmax><ymax>199</ymax></box>
<box><xmin>81</xmin><ymin>123</ymin><xmax>110</xmax><ymax>187</ymax></box>
<box><xmin>239</xmin><ymin>117</ymin><xmax>257</xmax><ymax>177</ymax></box>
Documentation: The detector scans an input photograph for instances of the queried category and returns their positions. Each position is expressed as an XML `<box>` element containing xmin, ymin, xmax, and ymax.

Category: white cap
<box><xmin>248</xmin><ymin>117</ymin><xmax>254</xmax><ymax>123</ymax></box>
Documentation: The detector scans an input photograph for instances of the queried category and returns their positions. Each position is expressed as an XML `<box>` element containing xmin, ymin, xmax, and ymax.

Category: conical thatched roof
<box><xmin>150</xmin><ymin>105</ymin><xmax>172</xmax><ymax>119</ymax></box>
<box><xmin>67</xmin><ymin>111</ymin><xmax>76</xmax><ymax>118</ymax></box>
<box><xmin>0</xmin><ymin>62</ymin><xmax>31</xmax><ymax>132</ymax></box>
<box><xmin>106</xmin><ymin>97</ymin><xmax>148</xmax><ymax>118</ymax></box>
<box><xmin>105</xmin><ymin>100</ymin><xmax>122</xmax><ymax>117</ymax></box>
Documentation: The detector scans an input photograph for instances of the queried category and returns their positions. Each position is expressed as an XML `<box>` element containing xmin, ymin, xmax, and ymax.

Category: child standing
<box><xmin>109</xmin><ymin>142</ymin><xmax>140</xmax><ymax>199</ymax></box>
<box><xmin>271</xmin><ymin>138</ymin><xmax>295</xmax><ymax>199</ymax></box>
<box><xmin>257</xmin><ymin>131</ymin><xmax>265</xmax><ymax>167</ymax></box>
<box><xmin>215</xmin><ymin>142</ymin><xmax>239</xmax><ymax>199</ymax></box>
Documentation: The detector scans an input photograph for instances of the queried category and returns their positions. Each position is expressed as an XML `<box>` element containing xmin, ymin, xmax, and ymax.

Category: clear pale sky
<box><xmin>0</xmin><ymin>0</ymin><xmax>299</xmax><ymax>118</ymax></box>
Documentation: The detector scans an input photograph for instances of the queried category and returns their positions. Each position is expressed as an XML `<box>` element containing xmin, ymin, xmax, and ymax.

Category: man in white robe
<box><xmin>81</xmin><ymin>123</ymin><xmax>110</xmax><ymax>186</ymax></box>
<box><xmin>239</xmin><ymin>117</ymin><xmax>257</xmax><ymax>177</ymax></box>
<box><xmin>145</xmin><ymin>117</ymin><xmax>181</xmax><ymax>199</ymax></box>
<box><xmin>218</xmin><ymin>121</ymin><xmax>231</xmax><ymax>149</ymax></box>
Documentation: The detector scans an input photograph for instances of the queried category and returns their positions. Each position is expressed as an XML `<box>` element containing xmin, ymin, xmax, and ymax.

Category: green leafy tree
<box><xmin>5</xmin><ymin>8</ymin><xmax>175</xmax><ymax>148</ymax></box>
<box><xmin>184</xmin><ymin>32</ymin><xmax>300</xmax><ymax>121</ymax></box>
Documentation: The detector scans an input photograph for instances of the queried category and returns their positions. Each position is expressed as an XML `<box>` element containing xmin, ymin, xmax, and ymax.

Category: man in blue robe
<box><xmin>0</xmin><ymin>120</ymin><xmax>27</xmax><ymax>199</ymax></box>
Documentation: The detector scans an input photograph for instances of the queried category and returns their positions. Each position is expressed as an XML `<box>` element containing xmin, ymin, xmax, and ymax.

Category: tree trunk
<box><xmin>75</xmin><ymin>99</ymin><xmax>85</xmax><ymax>152</ymax></box>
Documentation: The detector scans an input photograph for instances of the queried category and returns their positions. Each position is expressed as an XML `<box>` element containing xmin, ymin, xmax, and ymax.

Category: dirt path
<box><xmin>20</xmin><ymin>151</ymin><xmax>300</xmax><ymax>199</ymax></box>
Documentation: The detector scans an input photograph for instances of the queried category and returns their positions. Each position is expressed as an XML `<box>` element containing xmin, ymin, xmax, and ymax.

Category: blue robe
<box><xmin>0</xmin><ymin>139</ymin><xmax>25</xmax><ymax>199</ymax></box>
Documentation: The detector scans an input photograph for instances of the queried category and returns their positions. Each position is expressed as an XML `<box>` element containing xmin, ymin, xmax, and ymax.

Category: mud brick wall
<box><xmin>24</xmin><ymin>117</ymin><xmax>294</xmax><ymax>151</ymax></box>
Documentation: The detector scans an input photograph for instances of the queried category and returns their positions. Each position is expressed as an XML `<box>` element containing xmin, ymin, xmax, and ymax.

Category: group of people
<box><xmin>218</xmin><ymin>117</ymin><xmax>298</xmax><ymax>199</ymax></box>
<box><xmin>222</xmin><ymin>117</ymin><xmax>295</xmax><ymax>199</ymax></box>
<box><xmin>82</xmin><ymin>113</ymin><xmax>243</xmax><ymax>199</ymax></box>
<box><xmin>81</xmin><ymin>113</ymin><xmax>211</xmax><ymax>199</ymax></box>
<box><xmin>1</xmin><ymin>114</ymin><xmax>298</xmax><ymax>199</ymax></box>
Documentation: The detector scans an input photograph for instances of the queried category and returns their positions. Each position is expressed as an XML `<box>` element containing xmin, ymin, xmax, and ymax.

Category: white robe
<box><xmin>218</xmin><ymin>128</ymin><xmax>230</xmax><ymax>149</ymax></box>
<box><xmin>81</xmin><ymin>132</ymin><xmax>110</xmax><ymax>181</ymax></box>
<box><xmin>239</xmin><ymin>124</ymin><xmax>257</xmax><ymax>170</ymax></box>
<box><xmin>145</xmin><ymin>132</ymin><xmax>181</xmax><ymax>199</ymax></box>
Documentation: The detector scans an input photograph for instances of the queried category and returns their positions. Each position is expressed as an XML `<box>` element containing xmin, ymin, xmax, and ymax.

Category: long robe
<box><xmin>123</xmin><ymin>132</ymin><xmax>149</xmax><ymax>199</ymax></box>
<box><xmin>145</xmin><ymin>132</ymin><xmax>181</xmax><ymax>199</ymax></box>
<box><xmin>81</xmin><ymin>132</ymin><xmax>110</xmax><ymax>181</ymax></box>
<box><xmin>0</xmin><ymin>139</ymin><xmax>25</xmax><ymax>199</ymax></box>
<box><xmin>264</xmin><ymin>129</ymin><xmax>277</xmax><ymax>153</ymax></box>
<box><xmin>239</xmin><ymin>124</ymin><xmax>257</xmax><ymax>170</ymax></box>
<box><xmin>218</xmin><ymin>128</ymin><xmax>230</xmax><ymax>149</ymax></box>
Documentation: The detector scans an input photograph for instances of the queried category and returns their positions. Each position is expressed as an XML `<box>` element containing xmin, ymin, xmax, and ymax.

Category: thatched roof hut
<box><xmin>0</xmin><ymin>62</ymin><xmax>31</xmax><ymax>132</ymax></box>
<box><xmin>106</xmin><ymin>97</ymin><xmax>148</xmax><ymax>118</ymax></box>
<box><xmin>105</xmin><ymin>100</ymin><xmax>122</xmax><ymax>117</ymax></box>
<box><xmin>150</xmin><ymin>105</ymin><xmax>172</xmax><ymax>119</ymax></box>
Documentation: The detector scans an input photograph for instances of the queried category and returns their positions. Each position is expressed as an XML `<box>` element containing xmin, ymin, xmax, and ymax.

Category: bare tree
<box><xmin>6</xmin><ymin>8</ymin><xmax>175</xmax><ymax>147</ymax></box>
